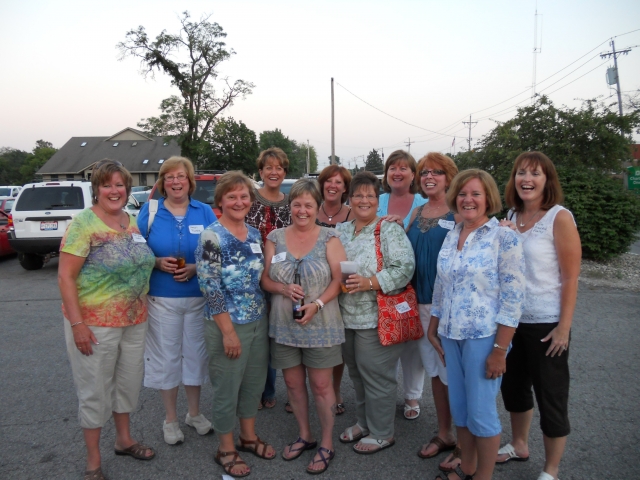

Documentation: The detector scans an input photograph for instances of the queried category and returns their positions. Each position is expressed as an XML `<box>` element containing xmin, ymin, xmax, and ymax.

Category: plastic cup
<box><xmin>340</xmin><ymin>261</ymin><xmax>358</xmax><ymax>293</ymax></box>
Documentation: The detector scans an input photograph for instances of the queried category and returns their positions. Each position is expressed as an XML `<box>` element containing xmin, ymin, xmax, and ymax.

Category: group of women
<box><xmin>59</xmin><ymin>147</ymin><xmax>580</xmax><ymax>480</ymax></box>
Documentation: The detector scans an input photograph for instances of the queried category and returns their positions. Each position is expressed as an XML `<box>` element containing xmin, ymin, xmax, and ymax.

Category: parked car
<box><xmin>0</xmin><ymin>198</ymin><xmax>15</xmax><ymax>213</ymax></box>
<box><xmin>0</xmin><ymin>185</ymin><xmax>22</xmax><ymax>201</ymax></box>
<box><xmin>8</xmin><ymin>181</ymin><xmax>93</xmax><ymax>270</ymax></box>
<box><xmin>257</xmin><ymin>178</ymin><xmax>299</xmax><ymax>196</ymax></box>
<box><xmin>0</xmin><ymin>210</ymin><xmax>16</xmax><ymax>257</ymax></box>
<box><xmin>124</xmin><ymin>191</ymin><xmax>150</xmax><ymax>218</ymax></box>
<box><xmin>131</xmin><ymin>185</ymin><xmax>152</xmax><ymax>193</ymax></box>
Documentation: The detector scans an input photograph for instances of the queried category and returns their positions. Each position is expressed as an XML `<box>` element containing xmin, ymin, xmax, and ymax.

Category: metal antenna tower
<box><xmin>531</xmin><ymin>6</ymin><xmax>543</xmax><ymax>101</ymax></box>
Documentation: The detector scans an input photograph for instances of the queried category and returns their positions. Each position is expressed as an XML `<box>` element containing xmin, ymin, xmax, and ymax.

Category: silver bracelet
<box><xmin>368</xmin><ymin>278</ymin><xmax>374</xmax><ymax>291</ymax></box>
<box><xmin>70</xmin><ymin>321</ymin><xmax>84</xmax><ymax>328</ymax></box>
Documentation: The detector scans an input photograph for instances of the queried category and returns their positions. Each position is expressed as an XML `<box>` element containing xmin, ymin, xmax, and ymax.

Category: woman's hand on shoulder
<box><xmin>380</xmin><ymin>214</ymin><xmax>403</xmax><ymax>227</ymax></box>
<box><xmin>498</xmin><ymin>219</ymin><xmax>517</xmax><ymax>231</ymax></box>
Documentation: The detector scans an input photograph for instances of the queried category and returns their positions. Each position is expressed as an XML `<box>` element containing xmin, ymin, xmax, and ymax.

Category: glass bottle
<box><xmin>293</xmin><ymin>269</ymin><xmax>304</xmax><ymax>320</ymax></box>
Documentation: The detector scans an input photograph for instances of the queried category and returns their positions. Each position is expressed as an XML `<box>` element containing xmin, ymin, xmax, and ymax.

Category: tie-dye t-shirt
<box><xmin>60</xmin><ymin>208</ymin><xmax>155</xmax><ymax>327</ymax></box>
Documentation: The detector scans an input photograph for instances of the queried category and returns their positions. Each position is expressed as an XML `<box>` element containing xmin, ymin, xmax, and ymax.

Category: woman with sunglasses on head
<box><xmin>496</xmin><ymin>152</ymin><xmax>581</xmax><ymax>480</ymax></box>
<box><xmin>407</xmin><ymin>153</ymin><xmax>463</xmax><ymax>472</ymax></box>
<box><xmin>246</xmin><ymin>147</ymin><xmax>292</xmax><ymax>411</ymax></box>
<box><xmin>58</xmin><ymin>159</ymin><xmax>156</xmax><ymax>480</ymax></box>
<box><xmin>137</xmin><ymin>156</ymin><xmax>217</xmax><ymax>446</ymax></box>
<box><xmin>376</xmin><ymin>150</ymin><xmax>428</xmax><ymax>420</ymax></box>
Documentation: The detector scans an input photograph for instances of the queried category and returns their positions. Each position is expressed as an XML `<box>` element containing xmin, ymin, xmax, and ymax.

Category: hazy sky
<box><xmin>1</xmin><ymin>0</ymin><xmax>639</xmax><ymax>171</ymax></box>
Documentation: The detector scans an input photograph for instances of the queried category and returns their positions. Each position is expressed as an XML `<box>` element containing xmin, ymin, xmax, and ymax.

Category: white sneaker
<box><xmin>185</xmin><ymin>413</ymin><xmax>213</xmax><ymax>435</ymax></box>
<box><xmin>163</xmin><ymin>420</ymin><xmax>184</xmax><ymax>445</ymax></box>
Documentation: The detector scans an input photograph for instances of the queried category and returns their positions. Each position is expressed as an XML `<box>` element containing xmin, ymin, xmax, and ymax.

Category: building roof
<box><xmin>37</xmin><ymin>128</ymin><xmax>181</xmax><ymax>175</ymax></box>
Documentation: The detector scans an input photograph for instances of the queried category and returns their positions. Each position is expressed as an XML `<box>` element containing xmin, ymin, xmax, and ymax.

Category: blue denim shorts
<box><xmin>441</xmin><ymin>335</ymin><xmax>503</xmax><ymax>437</ymax></box>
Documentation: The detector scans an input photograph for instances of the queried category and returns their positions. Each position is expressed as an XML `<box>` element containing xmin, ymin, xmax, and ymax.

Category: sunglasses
<box><xmin>420</xmin><ymin>169</ymin><xmax>446</xmax><ymax>177</ymax></box>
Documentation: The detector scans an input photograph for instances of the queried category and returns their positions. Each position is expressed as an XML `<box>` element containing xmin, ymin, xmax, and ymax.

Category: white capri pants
<box><xmin>417</xmin><ymin>304</ymin><xmax>447</xmax><ymax>384</ymax></box>
<box><xmin>64</xmin><ymin>319</ymin><xmax>148</xmax><ymax>429</ymax></box>
<box><xmin>144</xmin><ymin>296</ymin><xmax>209</xmax><ymax>390</ymax></box>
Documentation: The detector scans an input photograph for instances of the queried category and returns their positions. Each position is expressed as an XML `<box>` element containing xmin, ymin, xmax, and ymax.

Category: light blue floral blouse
<box><xmin>431</xmin><ymin>217</ymin><xmax>525</xmax><ymax>340</ymax></box>
<box><xmin>196</xmin><ymin>221</ymin><xmax>266</xmax><ymax>325</ymax></box>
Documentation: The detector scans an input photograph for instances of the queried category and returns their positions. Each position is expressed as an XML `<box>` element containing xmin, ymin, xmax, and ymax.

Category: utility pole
<box><xmin>600</xmin><ymin>39</ymin><xmax>634</xmax><ymax>118</ymax></box>
<box><xmin>331</xmin><ymin>78</ymin><xmax>335</xmax><ymax>164</ymax></box>
<box><xmin>306</xmin><ymin>139</ymin><xmax>310</xmax><ymax>174</ymax></box>
<box><xmin>462</xmin><ymin>115</ymin><xmax>478</xmax><ymax>151</ymax></box>
<box><xmin>531</xmin><ymin>6</ymin><xmax>542</xmax><ymax>102</ymax></box>
<box><xmin>405</xmin><ymin>138</ymin><xmax>413</xmax><ymax>153</ymax></box>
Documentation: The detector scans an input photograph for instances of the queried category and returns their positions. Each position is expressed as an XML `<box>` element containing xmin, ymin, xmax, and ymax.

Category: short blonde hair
<box><xmin>446</xmin><ymin>169</ymin><xmax>502</xmax><ymax>215</ymax></box>
<box><xmin>288</xmin><ymin>179</ymin><xmax>322</xmax><ymax>207</ymax></box>
<box><xmin>382</xmin><ymin>150</ymin><xmax>420</xmax><ymax>194</ymax></box>
<box><xmin>156</xmin><ymin>156</ymin><xmax>196</xmax><ymax>197</ymax></box>
<box><xmin>91</xmin><ymin>159</ymin><xmax>132</xmax><ymax>205</ymax></box>
<box><xmin>416</xmin><ymin>152</ymin><xmax>459</xmax><ymax>187</ymax></box>
<box><xmin>256</xmin><ymin>147</ymin><xmax>289</xmax><ymax>173</ymax></box>
<box><xmin>214</xmin><ymin>171</ymin><xmax>256</xmax><ymax>212</ymax></box>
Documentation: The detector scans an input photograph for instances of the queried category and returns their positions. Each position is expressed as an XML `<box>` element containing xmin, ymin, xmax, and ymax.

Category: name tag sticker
<box><xmin>250</xmin><ymin>243</ymin><xmax>262</xmax><ymax>254</ymax></box>
<box><xmin>189</xmin><ymin>225</ymin><xmax>204</xmax><ymax>234</ymax></box>
<box><xmin>438</xmin><ymin>219</ymin><xmax>455</xmax><ymax>230</ymax></box>
<box><xmin>395</xmin><ymin>302</ymin><xmax>411</xmax><ymax>314</ymax></box>
<box><xmin>439</xmin><ymin>247</ymin><xmax>453</xmax><ymax>258</ymax></box>
<box><xmin>272</xmin><ymin>252</ymin><xmax>286</xmax><ymax>263</ymax></box>
<box><xmin>131</xmin><ymin>233</ymin><xmax>146</xmax><ymax>243</ymax></box>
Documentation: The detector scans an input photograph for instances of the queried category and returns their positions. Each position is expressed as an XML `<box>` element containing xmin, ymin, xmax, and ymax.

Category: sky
<box><xmin>1</xmin><ymin>0</ymin><xmax>639</xmax><ymax>172</ymax></box>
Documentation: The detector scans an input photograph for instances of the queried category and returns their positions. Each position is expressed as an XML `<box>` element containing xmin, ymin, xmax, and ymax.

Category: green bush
<box><xmin>558</xmin><ymin>167</ymin><xmax>640</xmax><ymax>261</ymax></box>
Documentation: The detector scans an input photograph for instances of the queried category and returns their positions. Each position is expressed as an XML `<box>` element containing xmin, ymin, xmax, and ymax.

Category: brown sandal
<box><xmin>418</xmin><ymin>436</ymin><xmax>456</xmax><ymax>459</ymax></box>
<box><xmin>84</xmin><ymin>467</ymin><xmax>106</xmax><ymax>480</ymax></box>
<box><xmin>236</xmin><ymin>435</ymin><xmax>276</xmax><ymax>460</ymax></box>
<box><xmin>439</xmin><ymin>446</ymin><xmax>462</xmax><ymax>472</ymax></box>
<box><xmin>215</xmin><ymin>450</ymin><xmax>250</xmax><ymax>478</ymax></box>
<box><xmin>114</xmin><ymin>443</ymin><xmax>155</xmax><ymax>460</ymax></box>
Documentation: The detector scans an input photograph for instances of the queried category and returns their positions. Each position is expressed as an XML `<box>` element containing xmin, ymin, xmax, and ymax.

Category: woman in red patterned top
<box><xmin>246</xmin><ymin>147</ymin><xmax>292</xmax><ymax>410</ymax></box>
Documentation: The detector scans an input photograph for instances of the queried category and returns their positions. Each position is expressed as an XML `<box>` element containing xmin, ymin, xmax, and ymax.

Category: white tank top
<box><xmin>509</xmin><ymin>205</ymin><xmax>574</xmax><ymax>324</ymax></box>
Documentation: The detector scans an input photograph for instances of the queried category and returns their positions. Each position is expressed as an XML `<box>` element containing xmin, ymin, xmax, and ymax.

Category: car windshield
<box><xmin>151</xmin><ymin>179</ymin><xmax>217</xmax><ymax>205</ymax></box>
<box><xmin>0</xmin><ymin>188</ymin><xmax>12</xmax><ymax>196</ymax></box>
<box><xmin>15</xmin><ymin>187</ymin><xmax>86</xmax><ymax>211</ymax></box>
<box><xmin>3</xmin><ymin>199</ymin><xmax>15</xmax><ymax>212</ymax></box>
<box><xmin>132</xmin><ymin>191</ymin><xmax>149</xmax><ymax>203</ymax></box>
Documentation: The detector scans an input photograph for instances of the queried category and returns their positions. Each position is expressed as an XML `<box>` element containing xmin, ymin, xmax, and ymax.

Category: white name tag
<box><xmin>439</xmin><ymin>247</ymin><xmax>453</xmax><ymax>258</ymax></box>
<box><xmin>272</xmin><ymin>252</ymin><xmax>286</xmax><ymax>263</ymax></box>
<box><xmin>131</xmin><ymin>233</ymin><xmax>146</xmax><ymax>243</ymax></box>
<box><xmin>395</xmin><ymin>302</ymin><xmax>411</xmax><ymax>314</ymax></box>
<box><xmin>250</xmin><ymin>243</ymin><xmax>262</xmax><ymax>254</ymax></box>
<box><xmin>438</xmin><ymin>219</ymin><xmax>455</xmax><ymax>230</ymax></box>
<box><xmin>189</xmin><ymin>225</ymin><xmax>204</xmax><ymax>234</ymax></box>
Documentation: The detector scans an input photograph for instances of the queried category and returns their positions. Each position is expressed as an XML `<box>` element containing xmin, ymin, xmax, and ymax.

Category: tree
<box><xmin>364</xmin><ymin>149</ymin><xmax>384</xmax><ymax>174</ymax></box>
<box><xmin>0</xmin><ymin>147</ymin><xmax>29</xmax><ymax>184</ymax></box>
<box><xmin>201</xmin><ymin>118</ymin><xmax>259</xmax><ymax>175</ymax></box>
<box><xmin>118</xmin><ymin>11</ymin><xmax>255</xmax><ymax>165</ymax></box>
<box><xmin>327</xmin><ymin>156</ymin><xmax>341</xmax><ymax>165</ymax></box>
<box><xmin>290</xmin><ymin>142</ymin><xmax>318</xmax><ymax>176</ymax></box>
<box><xmin>462</xmin><ymin>95</ymin><xmax>640</xmax><ymax>189</ymax></box>
<box><xmin>20</xmin><ymin>140</ymin><xmax>57</xmax><ymax>183</ymax></box>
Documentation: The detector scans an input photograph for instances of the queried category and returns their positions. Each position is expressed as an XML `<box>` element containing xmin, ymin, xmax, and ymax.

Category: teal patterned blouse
<box><xmin>336</xmin><ymin>219</ymin><xmax>415</xmax><ymax>329</ymax></box>
<box><xmin>196</xmin><ymin>221</ymin><xmax>266</xmax><ymax>325</ymax></box>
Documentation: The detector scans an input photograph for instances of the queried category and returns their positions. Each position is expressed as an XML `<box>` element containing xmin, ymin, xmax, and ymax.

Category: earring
<box><xmin>411</xmin><ymin>181</ymin><xmax>414</xmax><ymax>187</ymax></box>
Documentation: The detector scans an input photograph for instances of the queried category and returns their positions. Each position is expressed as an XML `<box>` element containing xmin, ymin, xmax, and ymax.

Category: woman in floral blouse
<box><xmin>196</xmin><ymin>171</ymin><xmax>276</xmax><ymax>478</ymax></box>
<box><xmin>430</xmin><ymin>169</ymin><xmax>525</xmax><ymax>480</ymax></box>
<box><xmin>336</xmin><ymin>171</ymin><xmax>415</xmax><ymax>455</ymax></box>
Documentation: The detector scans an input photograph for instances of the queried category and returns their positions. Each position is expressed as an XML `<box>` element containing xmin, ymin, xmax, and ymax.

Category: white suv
<box><xmin>8</xmin><ymin>181</ymin><xmax>92</xmax><ymax>270</ymax></box>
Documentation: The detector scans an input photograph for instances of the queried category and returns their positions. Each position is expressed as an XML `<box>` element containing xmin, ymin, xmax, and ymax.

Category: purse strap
<box><xmin>373</xmin><ymin>220</ymin><xmax>384</xmax><ymax>273</ymax></box>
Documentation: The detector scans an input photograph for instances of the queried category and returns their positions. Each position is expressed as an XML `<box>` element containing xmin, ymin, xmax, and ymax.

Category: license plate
<box><xmin>40</xmin><ymin>221</ymin><xmax>58</xmax><ymax>231</ymax></box>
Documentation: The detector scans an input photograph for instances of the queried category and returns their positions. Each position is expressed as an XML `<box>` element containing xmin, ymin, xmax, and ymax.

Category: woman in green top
<box><xmin>336</xmin><ymin>171</ymin><xmax>415</xmax><ymax>455</ymax></box>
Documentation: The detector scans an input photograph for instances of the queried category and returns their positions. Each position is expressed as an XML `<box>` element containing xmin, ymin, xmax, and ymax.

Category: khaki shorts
<box><xmin>270</xmin><ymin>338</ymin><xmax>343</xmax><ymax>370</ymax></box>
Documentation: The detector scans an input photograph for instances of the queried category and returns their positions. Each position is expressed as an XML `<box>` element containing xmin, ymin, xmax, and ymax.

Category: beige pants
<box><xmin>64</xmin><ymin>319</ymin><xmax>148</xmax><ymax>429</ymax></box>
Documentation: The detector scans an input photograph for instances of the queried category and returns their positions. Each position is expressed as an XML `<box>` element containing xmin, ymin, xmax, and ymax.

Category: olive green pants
<box><xmin>204</xmin><ymin>315</ymin><xmax>269</xmax><ymax>434</ymax></box>
<box><xmin>342</xmin><ymin>327</ymin><xmax>404</xmax><ymax>439</ymax></box>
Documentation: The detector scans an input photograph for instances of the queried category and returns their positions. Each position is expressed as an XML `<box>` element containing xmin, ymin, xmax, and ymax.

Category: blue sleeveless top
<box><xmin>407</xmin><ymin>206</ymin><xmax>456</xmax><ymax>304</ymax></box>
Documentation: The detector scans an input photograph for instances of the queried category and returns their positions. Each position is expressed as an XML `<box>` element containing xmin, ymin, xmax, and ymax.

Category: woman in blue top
<box><xmin>431</xmin><ymin>169</ymin><xmax>525</xmax><ymax>480</ymax></box>
<box><xmin>406</xmin><ymin>153</ymin><xmax>462</xmax><ymax>469</ymax></box>
<box><xmin>137</xmin><ymin>156</ymin><xmax>217</xmax><ymax>446</ymax></box>
<box><xmin>376</xmin><ymin>150</ymin><xmax>427</xmax><ymax>420</ymax></box>
<box><xmin>196</xmin><ymin>171</ymin><xmax>275</xmax><ymax>478</ymax></box>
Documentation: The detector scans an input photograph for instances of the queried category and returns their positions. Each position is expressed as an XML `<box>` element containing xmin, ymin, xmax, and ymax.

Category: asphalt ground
<box><xmin>0</xmin><ymin>254</ymin><xmax>638</xmax><ymax>480</ymax></box>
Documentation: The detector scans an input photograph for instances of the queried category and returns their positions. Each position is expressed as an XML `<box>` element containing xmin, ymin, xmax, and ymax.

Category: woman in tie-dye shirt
<box><xmin>58</xmin><ymin>160</ymin><xmax>155</xmax><ymax>480</ymax></box>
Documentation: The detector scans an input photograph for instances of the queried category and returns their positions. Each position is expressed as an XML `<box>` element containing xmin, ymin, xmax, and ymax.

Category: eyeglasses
<box><xmin>351</xmin><ymin>194</ymin><xmax>377</xmax><ymax>201</ymax></box>
<box><xmin>164</xmin><ymin>174</ymin><xmax>188</xmax><ymax>182</ymax></box>
<box><xmin>420</xmin><ymin>169</ymin><xmax>446</xmax><ymax>177</ymax></box>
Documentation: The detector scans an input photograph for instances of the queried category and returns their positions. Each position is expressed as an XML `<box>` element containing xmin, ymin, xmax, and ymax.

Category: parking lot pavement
<box><xmin>1</xmin><ymin>254</ymin><xmax>639</xmax><ymax>479</ymax></box>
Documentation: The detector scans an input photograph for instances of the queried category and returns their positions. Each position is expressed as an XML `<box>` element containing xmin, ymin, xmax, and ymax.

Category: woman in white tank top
<box><xmin>496</xmin><ymin>152</ymin><xmax>581</xmax><ymax>480</ymax></box>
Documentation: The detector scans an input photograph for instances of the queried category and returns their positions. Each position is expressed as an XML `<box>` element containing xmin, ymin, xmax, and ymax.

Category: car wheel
<box><xmin>18</xmin><ymin>253</ymin><xmax>44</xmax><ymax>270</ymax></box>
